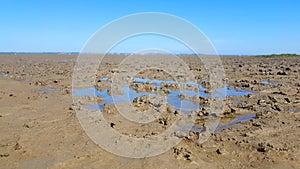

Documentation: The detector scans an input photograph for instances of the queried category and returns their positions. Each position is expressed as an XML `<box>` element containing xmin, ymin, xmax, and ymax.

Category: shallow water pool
<box><xmin>73</xmin><ymin>77</ymin><xmax>255</xmax><ymax>115</ymax></box>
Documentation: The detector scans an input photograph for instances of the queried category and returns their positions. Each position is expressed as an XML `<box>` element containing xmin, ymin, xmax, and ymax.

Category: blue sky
<box><xmin>0</xmin><ymin>0</ymin><xmax>299</xmax><ymax>55</ymax></box>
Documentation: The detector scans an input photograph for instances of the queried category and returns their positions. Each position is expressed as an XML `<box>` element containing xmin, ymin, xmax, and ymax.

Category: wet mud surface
<box><xmin>0</xmin><ymin>54</ymin><xmax>299</xmax><ymax>169</ymax></box>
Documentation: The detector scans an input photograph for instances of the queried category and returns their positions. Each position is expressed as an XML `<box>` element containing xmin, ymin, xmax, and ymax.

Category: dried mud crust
<box><xmin>0</xmin><ymin>54</ymin><xmax>299</xmax><ymax>169</ymax></box>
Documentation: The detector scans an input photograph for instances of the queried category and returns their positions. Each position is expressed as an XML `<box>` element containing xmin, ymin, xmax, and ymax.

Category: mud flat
<box><xmin>0</xmin><ymin>54</ymin><xmax>299</xmax><ymax>169</ymax></box>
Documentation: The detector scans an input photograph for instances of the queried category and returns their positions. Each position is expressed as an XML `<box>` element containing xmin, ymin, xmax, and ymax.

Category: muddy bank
<box><xmin>0</xmin><ymin>54</ymin><xmax>299</xmax><ymax>169</ymax></box>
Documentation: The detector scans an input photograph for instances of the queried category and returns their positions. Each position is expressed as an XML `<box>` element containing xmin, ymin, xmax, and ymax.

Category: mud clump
<box><xmin>173</xmin><ymin>147</ymin><xmax>192</xmax><ymax>161</ymax></box>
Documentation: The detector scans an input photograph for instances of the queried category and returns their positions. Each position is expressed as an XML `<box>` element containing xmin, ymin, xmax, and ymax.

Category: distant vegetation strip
<box><xmin>255</xmin><ymin>54</ymin><xmax>300</xmax><ymax>58</ymax></box>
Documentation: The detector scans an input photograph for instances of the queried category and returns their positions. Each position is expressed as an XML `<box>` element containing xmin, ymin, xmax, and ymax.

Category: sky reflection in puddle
<box><xmin>73</xmin><ymin>86</ymin><xmax>200</xmax><ymax>114</ymax></box>
<box><xmin>2</xmin><ymin>73</ymin><xmax>9</xmax><ymax>77</ymax></box>
<box><xmin>215</xmin><ymin>114</ymin><xmax>256</xmax><ymax>132</ymax></box>
<box><xmin>73</xmin><ymin>77</ymin><xmax>254</xmax><ymax>114</ymax></box>
<box><xmin>74</xmin><ymin>77</ymin><xmax>257</xmax><ymax>134</ymax></box>
<box><xmin>39</xmin><ymin>88</ymin><xmax>55</xmax><ymax>93</ymax></box>
<box><xmin>191</xmin><ymin>114</ymin><xmax>256</xmax><ymax>133</ymax></box>
<box><xmin>288</xmin><ymin>109</ymin><xmax>296</xmax><ymax>113</ymax></box>
<box><xmin>261</xmin><ymin>80</ymin><xmax>280</xmax><ymax>86</ymax></box>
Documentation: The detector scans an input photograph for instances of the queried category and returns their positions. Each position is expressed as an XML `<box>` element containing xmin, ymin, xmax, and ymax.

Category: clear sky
<box><xmin>0</xmin><ymin>0</ymin><xmax>299</xmax><ymax>55</ymax></box>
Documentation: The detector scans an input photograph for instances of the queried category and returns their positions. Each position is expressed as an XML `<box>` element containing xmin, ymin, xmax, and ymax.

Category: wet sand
<box><xmin>0</xmin><ymin>54</ymin><xmax>299</xmax><ymax>169</ymax></box>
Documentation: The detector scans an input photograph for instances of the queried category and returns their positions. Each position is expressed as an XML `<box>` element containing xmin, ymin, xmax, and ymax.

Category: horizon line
<box><xmin>0</xmin><ymin>52</ymin><xmax>299</xmax><ymax>56</ymax></box>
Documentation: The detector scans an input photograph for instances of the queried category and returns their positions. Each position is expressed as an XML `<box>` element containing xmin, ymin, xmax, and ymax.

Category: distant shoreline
<box><xmin>0</xmin><ymin>52</ymin><xmax>299</xmax><ymax>57</ymax></box>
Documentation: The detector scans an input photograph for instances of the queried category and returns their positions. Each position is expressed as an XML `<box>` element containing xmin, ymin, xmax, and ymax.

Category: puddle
<box><xmin>215</xmin><ymin>114</ymin><xmax>256</xmax><ymax>132</ymax></box>
<box><xmin>224</xmin><ymin>86</ymin><xmax>255</xmax><ymax>96</ymax></box>
<box><xmin>74</xmin><ymin>77</ymin><xmax>257</xmax><ymax>134</ymax></box>
<box><xmin>169</xmin><ymin>85</ymin><xmax>254</xmax><ymax>98</ymax></box>
<box><xmin>39</xmin><ymin>88</ymin><xmax>55</xmax><ymax>93</ymax></box>
<box><xmin>167</xmin><ymin>96</ymin><xmax>201</xmax><ymax>114</ymax></box>
<box><xmin>73</xmin><ymin>88</ymin><xmax>99</xmax><ymax>96</ymax></box>
<box><xmin>101</xmin><ymin>77</ymin><xmax>109</xmax><ymax>81</ymax></box>
<box><xmin>73</xmin><ymin>77</ymin><xmax>254</xmax><ymax>115</ymax></box>
<box><xmin>134</xmin><ymin>77</ymin><xmax>179</xmax><ymax>86</ymax></box>
<box><xmin>133</xmin><ymin>77</ymin><xmax>253</xmax><ymax>98</ymax></box>
<box><xmin>133</xmin><ymin>77</ymin><xmax>206</xmax><ymax>91</ymax></box>
<box><xmin>190</xmin><ymin>114</ymin><xmax>256</xmax><ymax>133</ymax></box>
<box><xmin>2</xmin><ymin>73</ymin><xmax>9</xmax><ymax>77</ymax></box>
<box><xmin>288</xmin><ymin>109</ymin><xmax>296</xmax><ymax>113</ymax></box>
<box><xmin>261</xmin><ymin>80</ymin><xmax>280</xmax><ymax>86</ymax></box>
<box><xmin>58</xmin><ymin>59</ymin><xmax>70</xmax><ymax>63</ymax></box>
<box><xmin>73</xmin><ymin>86</ymin><xmax>200</xmax><ymax>114</ymax></box>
